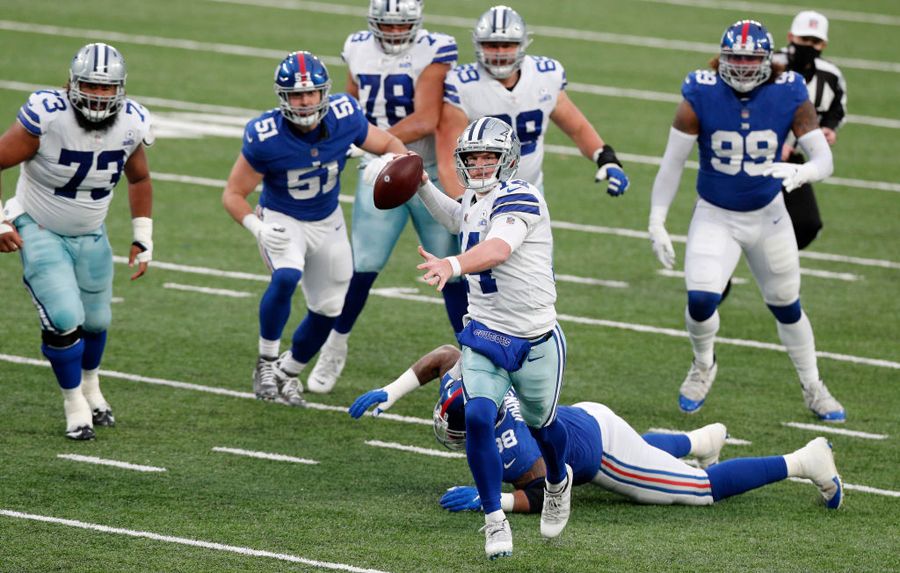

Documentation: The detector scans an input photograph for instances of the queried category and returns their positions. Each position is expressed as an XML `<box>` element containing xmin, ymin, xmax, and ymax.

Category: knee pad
<box><xmin>82</xmin><ymin>306</ymin><xmax>112</xmax><ymax>333</ymax></box>
<box><xmin>767</xmin><ymin>300</ymin><xmax>802</xmax><ymax>324</ymax></box>
<box><xmin>269</xmin><ymin>268</ymin><xmax>302</xmax><ymax>298</ymax></box>
<box><xmin>42</xmin><ymin>327</ymin><xmax>83</xmax><ymax>349</ymax></box>
<box><xmin>687</xmin><ymin>290</ymin><xmax>722</xmax><ymax>322</ymax></box>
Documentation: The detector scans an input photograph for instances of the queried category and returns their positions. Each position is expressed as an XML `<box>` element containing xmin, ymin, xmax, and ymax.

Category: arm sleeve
<box><xmin>417</xmin><ymin>179</ymin><xmax>462</xmax><ymax>234</ymax></box>
<box><xmin>485</xmin><ymin>215</ymin><xmax>528</xmax><ymax>252</ymax></box>
<box><xmin>796</xmin><ymin>128</ymin><xmax>833</xmax><ymax>182</ymax></box>
<box><xmin>649</xmin><ymin>127</ymin><xmax>697</xmax><ymax>224</ymax></box>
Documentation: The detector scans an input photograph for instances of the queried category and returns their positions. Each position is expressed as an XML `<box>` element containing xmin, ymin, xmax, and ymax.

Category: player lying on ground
<box><xmin>349</xmin><ymin>345</ymin><xmax>844</xmax><ymax>514</ymax></box>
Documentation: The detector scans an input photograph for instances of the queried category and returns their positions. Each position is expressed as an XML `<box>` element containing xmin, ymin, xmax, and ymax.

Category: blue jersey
<box><xmin>241</xmin><ymin>94</ymin><xmax>370</xmax><ymax>221</ymax></box>
<box><xmin>496</xmin><ymin>401</ymin><xmax>602</xmax><ymax>486</ymax></box>
<box><xmin>683</xmin><ymin>69</ymin><xmax>809</xmax><ymax>212</ymax></box>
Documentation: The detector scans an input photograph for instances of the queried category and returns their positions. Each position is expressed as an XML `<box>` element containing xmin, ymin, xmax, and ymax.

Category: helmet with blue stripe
<box><xmin>473</xmin><ymin>5</ymin><xmax>531</xmax><ymax>79</ymax></box>
<box><xmin>454</xmin><ymin>116</ymin><xmax>520</xmax><ymax>191</ymax></box>
<box><xmin>718</xmin><ymin>20</ymin><xmax>774</xmax><ymax>92</ymax></box>
<box><xmin>368</xmin><ymin>0</ymin><xmax>424</xmax><ymax>55</ymax></box>
<box><xmin>68</xmin><ymin>43</ymin><xmax>127</xmax><ymax>122</ymax></box>
<box><xmin>433</xmin><ymin>373</ymin><xmax>466</xmax><ymax>451</ymax></box>
<box><xmin>274</xmin><ymin>51</ymin><xmax>332</xmax><ymax>127</ymax></box>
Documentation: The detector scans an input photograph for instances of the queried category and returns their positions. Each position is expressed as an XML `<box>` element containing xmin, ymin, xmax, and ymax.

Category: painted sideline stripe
<box><xmin>782</xmin><ymin>422</ymin><xmax>889</xmax><ymax>440</ymax></box>
<box><xmin>201</xmin><ymin>0</ymin><xmax>900</xmax><ymax>74</ymax></box>
<box><xmin>786</xmin><ymin>477</ymin><xmax>900</xmax><ymax>498</ymax></box>
<box><xmin>636</xmin><ymin>0</ymin><xmax>900</xmax><ymax>27</ymax></box>
<box><xmin>149</xmin><ymin>170</ymin><xmax>900</xmax><ymax>272</ymax></box>
<box><xmin>0</xmin><ymin>509</ymin><xmax>392</xmax><ymax>573</ymax></box>
<box><xmin>163</xmin><ymin>282</ymin><xmax>254</xmax><ymax>298</ymax></box>
<box><xmin>57</xmin><ymin>454</ymin><xmax>167</xmax><ymax>473</ymax></box>
<box><xmin>646</xmin><ymin>427</ymin><xmax>752</xmax><ymax>446</ymax></box>
<box><xmin>364</xmin><ymin>440</ymin><xmax>466</xmax><ymax>459</ymax></box>
<box><xmin>212</xmin><ymin>447</ymin><xmax>319</xmax><ymax>464</ymax></box>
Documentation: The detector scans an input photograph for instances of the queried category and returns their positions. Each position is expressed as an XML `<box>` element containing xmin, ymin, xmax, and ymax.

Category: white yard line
<box><xmin>646</xmin><ymin>427</ymin><xmax>752</xmax><ymax>446</ymax></box>
<box><xmin>364</xmin><ymin>440</ymin><xmax>466</xmax><ymax>459</ymax></box>
<box><xmin>163</xmin><ymin>282</ymin><xmax>254</xmax><ymax>298</ymax></box>
<box><xmin>786</xmin><ymin>477</ymin><xmax>900</xmax><ymax>498</ymax></box>
<box><xmin>658</xmin><ymin>269</ymin><xmax>749</xmax><ymax>285</ymax></box>
<box><xmin>555</xmin><ymin>274</ymin><xmax>628</xmax><ymax>288</ymax></box>
<box><xmin>0</xmin><ymin>509</ymin><xmax>392</xmax><ymax>573</ymax></box>
<box><xmin>56</xmin><ymin>454</ymin><xmax>167</xmax><ymax>473</ymax></box>
<box><xmin>782</xmin><ymin>422</ymin><xmax>889</xmax><ymax>440</ymax></box>
<box><xmin>212</xmin><ymin>447</ymin><xmax>318</xmax><ymax>464</ymax></box>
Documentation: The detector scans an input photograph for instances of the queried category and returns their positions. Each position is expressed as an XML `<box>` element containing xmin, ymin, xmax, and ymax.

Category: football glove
<box><xmin>361</xmin><ymin>152</ymin><xmax>397</xmax><ymax>187</ymax></box>
<box><xmin>648</xmin><ymin>223</ymin><xmax>676</xmax><ymax>270</ymax></box>
<box><xmin>764</xmin><ymin>162</ymin><xmax>815</xmax><ymax>193</ymax></box>
<box><xmin>348</xmin><ymin>389</ymin><xmax>390</xmax><ymax>419</ymax></box>
<box><xmin>594</xmin><ymin>145</ymin><xmax>629</xmax><ymax>197</ymax></box>
<box><xmin>440</xmin><ymin>486</ymin><xmax>482</xmax><ymax>512</ymax></box>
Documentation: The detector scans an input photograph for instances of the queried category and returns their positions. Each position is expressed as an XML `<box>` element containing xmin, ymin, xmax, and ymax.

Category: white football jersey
<box><xmin>444</xmin><ymin>56</ymin><xmax>567</xmax><ymax>189</ymax></box>
<box><xmin>458</xmin><ymin>179</ymin><xmax>556</xmax><ymax>338</ymax></box>
<box><xmin>14</xmin><ymin>89</ymin><xmax>153</xmax><ymax>235</ymax></box>
<box><xmin>342</xmin><ymin>28</ymin><xmax>457</xmax><ymax>166</ymax></box>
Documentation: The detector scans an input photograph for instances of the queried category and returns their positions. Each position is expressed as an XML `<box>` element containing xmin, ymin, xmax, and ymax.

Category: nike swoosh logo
<box><xmin>526</xmin><ymin>355</ymin><xmax>542</xmax><ymax>362</ymax></box>
<box><xmin>773</xmin><ymin>216</ymin><xmax>783</xmax><ymax>225</ymax></box>
<box><xmin>503</xmin><ymin>458</ymin><xmax>516</xmax><ymax>469</ymax></box>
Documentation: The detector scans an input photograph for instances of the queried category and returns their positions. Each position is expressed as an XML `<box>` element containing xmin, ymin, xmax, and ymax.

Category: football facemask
<box><xmin>368</xmin><ymin>0</ymin><xmax>424</xmax><ymax>55</ymax></box>
<box><xmin>472</xmin><ymin>5</ymin><xmax>531</xmax><ymax>79</ymax></box>
<box><xmin>718</xmin><ymin>19</ymin><xmax>774</xmax><ymax>92</ymax></box>
<box><xmin>454</xmin><ymin>117</ymin><xmax>520</xmax><ymax>191</ymax></box>
<box><xmin>274</xmin><ymin>51</ymin><xmax>332</xmax><ymax>127</ymax></box>
<box><xmin>433</xmin><ymin>375</ymin><xmax>467</xmax><ymax>451</ymax></box>
<box><xmin>68</xmin><ymin>43</ymin><xmax>127</xmax><ymax>122</ymax></box>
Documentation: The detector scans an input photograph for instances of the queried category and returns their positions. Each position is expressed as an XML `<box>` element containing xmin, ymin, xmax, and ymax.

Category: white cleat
<box><xmin>306</xmin><ymin>338</ymin><xmax>348</xmax><ymax>394</ymax></box>
<box><xmin>252</xmin><ymin>356</ymin><xmax>279</xmax><ymax>401</ymax></box>
<box><xmin>792</xmin><ymin>437</ymin><xmax>844</xmax><ymax>510</ymax></box>
<box><xmin>480</xmin><ymin>519</ymin><xmax>512</xmax><ymax>560</ymax></box>
<box><xmin>802</xmin><ymin>382</ymin><xmax>846</xmax><ymax>423</ymax></box>
<box><xmin>63</xmin><ymin>389</ymin><xmax>95</xmax><ymax>441</ymax></box>
<box><xmin>540</xmin><ymin>464</ymin><xmax>573</xmax><ymax>539</ymax></box>
<box><xmin>679</xmin><ymin>359</ymin><xmax>718</xmax><ymax>414</ymax></box>
<box><xmin>688</xmin><ymin>422</ymin><xmax>727</xmax><ymax>469</ymax></box>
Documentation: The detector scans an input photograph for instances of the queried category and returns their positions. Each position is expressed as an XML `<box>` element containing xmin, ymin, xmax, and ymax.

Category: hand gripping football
<box><xmin>373</xmin><ymin>152</ymin><xmax>424</xmax><ymax>210</ymax></box>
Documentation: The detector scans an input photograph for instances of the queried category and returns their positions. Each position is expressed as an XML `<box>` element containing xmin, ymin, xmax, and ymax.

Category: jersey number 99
<box><xmin>710</xmin><ymin>129</ymin><xmax>778</xmax><ymax>176</ymax></box>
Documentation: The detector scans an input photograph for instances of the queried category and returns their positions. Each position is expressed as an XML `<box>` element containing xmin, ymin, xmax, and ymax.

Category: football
<box><xmin>373</xmin><ymin>152</ymin><xmax>424</xmax><ymax>209</ymax></box>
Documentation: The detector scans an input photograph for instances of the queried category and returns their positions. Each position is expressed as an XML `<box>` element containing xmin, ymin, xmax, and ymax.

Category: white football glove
<box><xmin>764</xmin><ymin>162</ymin><xmax>816</xmax><ymax>193</ymax></box>
<box><xmin>648</xmin><ymin>223</ymin><xmax>676</xmax><ymax>270</ymax></box>
<box><xmin>361</xmin><ymin>152</ymin><xmax>397</xmax><ymax>186</ymax></box>
<box><xmin>242</xmin><ymin>214</ymin><xmax>290</xmax><ymax>255</ymax></box>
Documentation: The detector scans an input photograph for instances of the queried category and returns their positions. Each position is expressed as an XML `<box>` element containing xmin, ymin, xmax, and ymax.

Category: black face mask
<box><xmin>788</xmin><ymin>43</ymin><xmax>822</xmax><ymax>70</ymax></box>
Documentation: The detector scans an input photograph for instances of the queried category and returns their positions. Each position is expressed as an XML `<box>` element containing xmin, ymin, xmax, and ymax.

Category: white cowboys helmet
<box><xmin>68</xmin><ymin>43</ymin><xmax>127</xmax><ymax>122</ymax></box>
<box><xmin>472</xmin><ymin>5</ymin><xmax>531</xmax><ymax>79</ymax></box>
<box><xmin>454</xmin><ymin>116</ymin><xmax>520</xmax><ymax>191</ymax></box>
<box><xmin>368</xmin><ymin>0</ymin><xmax>424</xmax><ymax>55</ymax></box>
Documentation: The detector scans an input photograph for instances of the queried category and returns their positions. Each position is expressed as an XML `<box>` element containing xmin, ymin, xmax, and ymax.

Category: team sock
<box><xmin>707</xmin><ymin>456</ymin><xmax>788</xmax><ymax>501</ymax></box>
<box><xmin>259</xmin><ymin>268</ymin><xmax>302</xmax><ymax>341</ymax></box>
<box><xmin>466</xmin><ymin>397</ymin><xmax>504</xmax><ymax>513</ymax></box>
<box><xmin>42</xmin><ymin>339</ymin><xmax>85</xmax><ymax>390</ymax></box>
<box><xmin>686</xmin><ymin>308</ymin><xmax>719</xmax><ymax>369</ymax></box>
<box><xmin>529</xmin><ymin>418</ymin><xmax>570</xmax><ymax>485</ymax></box>
<box><xmin>642</xmin><ymin>433</ymin><xmax>692</xmax><ymax>458</ymax></box>
<box><xmin>334</xmin><ymin>272</ymin><xmax>378</xmax><ymax>334</ymax></box>
<box><xmin>290</xmin><ymin>310</ymin><xmax>336</xmax><ymax>364</ymax></box>
<box><xmin>81</xmin><ymin>330</ymin><xmax>107</xmax><ymax>370</ymax></box>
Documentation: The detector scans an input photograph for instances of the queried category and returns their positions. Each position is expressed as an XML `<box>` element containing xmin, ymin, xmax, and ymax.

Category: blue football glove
<box><xmin>440</xmin><ymin>486</ymin><xmax>482</xmax><ymax>512</ymax></box>
<box><xmin>594</xmin><ymin>145</ymin><xmax>629</xmax><ymax>197</ymax></box>
<box><xmin>601</xmin><ymin>166</ymin><xmax>629</xmax><ymax>197</ymax></box>
<box><xmin>348</xmin><ymin>389</ymin><xmax>389</xmax><ymax>419</ymax></box>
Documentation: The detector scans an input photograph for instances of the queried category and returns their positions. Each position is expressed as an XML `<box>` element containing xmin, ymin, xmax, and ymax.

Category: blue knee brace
<box><xmin>687</xmin><ymin>290</ymin><xmax>722</xmax><ymax>322</ymax></box>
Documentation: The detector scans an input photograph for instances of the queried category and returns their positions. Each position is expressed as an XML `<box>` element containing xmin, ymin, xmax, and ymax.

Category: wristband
<box><xmin>131</xmin><ymin>217</ymin><xmax>152</xmax><ymax>247</ymax></box>
<box><xmin>382</xmin><ymin>368</ymin><xmax>420</xmax><ymax>400</ymax></box>
<box><xmin>242</xmin><ymin>213</ymin><xmax>264</xmax><ymax>238</ymax></box>
<box><xmin>447</xmin><ymin>256</ymin><xmax>462</xmax><ymax>278</ymax></box>
<box><xmin>592</xmin><ymin>145</ymin><xmax>622</xmax><ymax>168</ymax></box>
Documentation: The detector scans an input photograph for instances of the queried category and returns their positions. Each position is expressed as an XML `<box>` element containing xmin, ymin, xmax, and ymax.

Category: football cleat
<box><xmin>65</xmin><ymin>425</ymin><xmax>96</xmax><ymax>441</ymax></box>
<box><xmin>687</xmin><ymin>422</ymin><xmax>727</xmax><ymax>469</ymax></box>
<box><xmin>306</xmin><ymin>339</ymin><xmax>348</xmax><ymax>394</ymax></box>
<box><xmin>540</xmin><ymin>464</ymin><xmax>573</xmax><ymax>539</ymax></box>
<box><xmin>802</xmin><ymin>382</ymin><xmax>846</xmax><ymax>423</ymax></box>
<box><xmin>679</xmin><ymin>359</ymin><xmax>718</xmax><ymax>414</ymax></box>
<box><xmin>253</xmin><ymin>356</ymin><xmax>279</xmax><ymax>401</ymax></box>
<box><xmin>92</xmin><ymin>408</ymin><xmax>116</xmax><ymax>427</ymax></box>
<box><xmin>792</xmin><ymin>437</ymin><xmax>843</xmax><ymax>509</ymax></box>
<box><xmin>277</xmin><ymin>373</ymin><xmax>306</xmax><ymax>408</ymax></box>
<box><xmin>480</xmin><ymin>518</ymin><xmax>513</xmax><ymax>560</ymax></box>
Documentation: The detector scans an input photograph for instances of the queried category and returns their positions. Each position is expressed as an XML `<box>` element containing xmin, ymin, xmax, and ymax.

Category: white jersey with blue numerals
<box><xmin>458</xmin><ymin>179</ymin><xmax>556</xmax><ymax>338</ymax></box>
<box><xmin>683</xmin><ymin>69</ymin><xmax>809</xmax><ymax>212</ymax></box>
<box><xmin>14</xmin><ymin>89</ymin><xmax>153</xmax><ymax>236</ymax></box>
<box><xmin>241</xmin><ymin>94</ymin><xmax>370</xmax><ymax>222</ymax></box>
<box><xmin>342</xmin><ymin>28</ymin><xmax>457</xmax><ymax>166</ymax></box>
<box><xmin>444</xmin><ymin>56</ymin><xmax>567</xmax><ymax>189</ymax></box>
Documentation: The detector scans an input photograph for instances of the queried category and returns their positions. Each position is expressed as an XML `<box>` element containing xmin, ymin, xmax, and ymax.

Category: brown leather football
<box><xmin>373</xmin><ymin>153</ymin><xmax>424</xmax><ymax>210</ymax></box>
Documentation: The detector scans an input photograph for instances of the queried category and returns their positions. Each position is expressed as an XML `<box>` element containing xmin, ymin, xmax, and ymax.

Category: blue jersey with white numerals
<box><xmin>241</xmin><ymin>93</ymin><xmax>369</xmax><ymax>221</ymax></box>
<box><xmin>497</xmin><ymin>399</ymin><xmax>602</xmax><ymax>486</ymax></box>
<box><xmin>683</xmin><ymin>69</ymin><xmax>809</xmax><ymax>212</ymax></box>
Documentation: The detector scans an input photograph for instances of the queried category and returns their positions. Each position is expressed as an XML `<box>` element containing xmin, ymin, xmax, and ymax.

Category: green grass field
<box><xmin>1</xmin><ymin>1</ymin><xmax>898</xmax><ymax>571</ymax></box>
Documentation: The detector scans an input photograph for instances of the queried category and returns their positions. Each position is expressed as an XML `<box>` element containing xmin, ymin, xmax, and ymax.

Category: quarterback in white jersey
<box><xmin>417</xmin><ymin>116</ymin><xmax>573</xmax><ymax>560</ymax></box>
<box><xmin>0</xmin><ymin>43</ymin><xmax>154</xmax><ymax>440</ymax></box>
<box><xmin>309</xmin><ymin>0</ymin><xmax>465</xmax><ymax>395</ymax></box>
<box><xmin>437</xmin><ymin>5</ymin><xmax>629</xmax><ymax>198</ymax></box>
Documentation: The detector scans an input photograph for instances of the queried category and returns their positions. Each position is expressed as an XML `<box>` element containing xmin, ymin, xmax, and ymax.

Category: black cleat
<box><xmin>65</xmin><ymin>425</ymin><xmax>96</xmax><ymax>441</ymax></box>
<box><xmin>92</xmin><ymin>408</ymin><xmax>116</xmax><ymax>427</ymax></box>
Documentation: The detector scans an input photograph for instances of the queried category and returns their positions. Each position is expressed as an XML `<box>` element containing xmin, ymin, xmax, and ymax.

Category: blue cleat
<box><xmin>793</xmin><ymin>437</ymin><xmax>844</xmax><ymax>510</ymax></box>
<box><xmin>678</xmin><ymin>360</ymin><xmax>717</xmax><ymax>414</ymax></box>
<box><xmin>803</xmin><ymin>382</ymin><xmax>846</xmax><ymax>423</ymax></box>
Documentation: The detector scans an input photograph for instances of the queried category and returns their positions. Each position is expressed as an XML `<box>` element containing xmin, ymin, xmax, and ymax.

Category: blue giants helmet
<box><xmin>433</xmin><ymin>374</ymin><xmax>466</xmax><ymax>451</ymax></box>
<box><xmin>274</xmin><ymin>51</ymin><xmax>332</xmax><ymax>127</ymax></box>
<box><xmin>718</xmin><ymin>20</ymin><xmax>774</xmax><ymax>92</ymax></box>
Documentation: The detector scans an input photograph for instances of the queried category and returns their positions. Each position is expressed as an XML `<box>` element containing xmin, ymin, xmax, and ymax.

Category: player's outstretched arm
<box><xmin>387</xmin><ymin>62</ymin><xmax>451</xmax><ymax>144</ymax></box>
<box><xmin>435</xmin><ymin>103</ymin><xmax>468</xmax><ymax>199</ymax></box>
<box><xmin>348</xmin><ymin>345</ymin><xmax>461</xmax><ymax>418</ymax></box>
<box><xmin>222</xmin><ymin>153</ymin><xmax>290</xmax><ymax>256</ymax></box>
<box><xmin>550</xmin><ymin>91</ymin><xmax>629</xmax><ymax>196</ymax></box>
<box><xmin>124</xmin><ymin>145</ymin><xmax>153</xmax><ymax>280</ymax></box>
<box><xmin>359</xmin><ymin>124</ymin><xmax>409</xmax><ymax>185</ymax></box>
<box><xmin>0</xmin><ymin>121</ymin><xmax>39</xmax><ymax>252</ymax></box>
